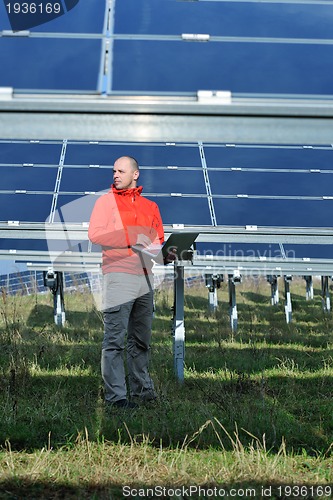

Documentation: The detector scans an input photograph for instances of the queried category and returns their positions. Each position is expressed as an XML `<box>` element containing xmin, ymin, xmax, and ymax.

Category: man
<box><xmin>88</xmin><ymin>156</ymin><xmax>165</xmax><ymax>409</ymax></box>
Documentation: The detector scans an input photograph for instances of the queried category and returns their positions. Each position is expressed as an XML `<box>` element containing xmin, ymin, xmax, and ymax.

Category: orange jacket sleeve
<box><xmin>152</xmin><ymin>204</ymin><xmax>165</xmax><ymax>246</ymax></box>
<box><xmin>88</xmin><ymin>194</ymin><xmax>130</xmax><ymax>248</ymax></box>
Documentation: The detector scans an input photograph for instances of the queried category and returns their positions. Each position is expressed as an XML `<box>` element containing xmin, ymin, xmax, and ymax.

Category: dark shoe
<box><xmin>106</xmin><ymin>399</ymin><xmax>138</xmax><ymax>410</ymax></box>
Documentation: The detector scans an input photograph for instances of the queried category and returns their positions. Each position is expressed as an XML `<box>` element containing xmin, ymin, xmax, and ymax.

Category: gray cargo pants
<box><xmin>101</xmin><ymin>272</ymin><xmax>156</xmax><ymax>403</ymax></box>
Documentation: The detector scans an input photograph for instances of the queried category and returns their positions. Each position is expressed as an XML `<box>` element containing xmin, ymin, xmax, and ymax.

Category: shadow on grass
<box><xmin>0</xmin><ymin>373</ymin><xmax>101</xmax><ymax>451</ymax></box>
<box><xmin>0</xmin><ymin>480</ymin><xmax>93</xmax><ymax>500</ymax></box>
<box><xmin>1</xmin><ymin>285</ymin><xmax>333</xmax><ymax>456</ymax></box>
<box><xmin>183</xmin><ymin>343</ymin><xmax>333</xmax><ymax>374</ymax></box>
<box><xmin>241</xmin><ymin>289</ymin><xmax>324</xmax><ymax>304</ymax></box>
<box><xmin>167</xmin><ymin>314</ymin><xmax>333</xmax><ymax>350</ymax></box>
<box><xmin>97</xmin><ymin>369</ymin><xmax>333</xmax><ymax>454</ymax></box>
<box><xmin>239</xmin><ymin>290</ymin><xmax>270</xmax><ymax>304</ymax></box>
<box><xmin>183</xmin><ymin>374</ymin><xmax>333</xmax><ymax>453</ymax></box>
<box><xmin>26</xmin><ymin>304</ymin><xmax>103</xmax><ymax>331</ymax></box>
<box><xmin>1</xmin><ymin>346</ymin><xmax>332</xmax><ymax>454</ymax></box>
<box><xmin>94</xmin><ymin>334</ymin><xmax>333</xmax><ymax>453</ymax></box>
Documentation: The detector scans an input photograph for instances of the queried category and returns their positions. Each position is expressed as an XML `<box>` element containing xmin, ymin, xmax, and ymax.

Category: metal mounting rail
<box><xmin>1</xmin><ymin>93</ymin><xmax>333</xmax><ymax>144</ymax></box>
<box><xmin>1</xmin><ymin>223</ymin><xmax>333</xmax><ymax>243</ymax></box>
<box><xmin>181</xmin><ymin>261</ymin><xmax>333</xmax><ymax>277</ymax></box>
<box><xmin>1</xmin><ymin>249</ymin><xmax>332</xmax><ymax>276</ymax></box>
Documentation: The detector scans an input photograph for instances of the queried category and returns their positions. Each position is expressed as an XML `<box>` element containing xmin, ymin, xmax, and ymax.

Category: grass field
<box><xmin>0</xmin><ymin>276</ymin><xmax>332</xmax><ymax>499</ymax></box>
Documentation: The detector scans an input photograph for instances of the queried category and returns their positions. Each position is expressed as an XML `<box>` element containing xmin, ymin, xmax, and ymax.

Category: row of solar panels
<box><xmin>1</xmin><ymin>0</ymin><xmax>333</xmax><ymax>96</ymax></box>
<box><xmin>3</xmin><ymin>0</ymin><xmax>332</xmax><ymax>36</ymax></box>
<box><xmin>0</xmin><ymin>140</ymin><xmax>332</xmax><ymax>230</ymax></box>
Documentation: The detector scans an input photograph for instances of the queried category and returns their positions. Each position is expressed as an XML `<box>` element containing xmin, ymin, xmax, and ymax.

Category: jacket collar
<box><xmin>111</xmin><ymin>185</ymin><xmax>143</xmax><ymax>197</ymax></box>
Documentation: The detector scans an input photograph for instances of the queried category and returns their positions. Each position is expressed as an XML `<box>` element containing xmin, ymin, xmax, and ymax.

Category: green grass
<box><xmin>0</xmin><ymin>277</ymin><xmax>333</xmax><ymax>498</ymax></box>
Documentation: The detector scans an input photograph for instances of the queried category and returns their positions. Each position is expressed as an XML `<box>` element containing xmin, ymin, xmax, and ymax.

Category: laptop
<box><xmin>132</xmin><ymin>232</ymin><xmax>199</xmax><ymax>262</ymax></box>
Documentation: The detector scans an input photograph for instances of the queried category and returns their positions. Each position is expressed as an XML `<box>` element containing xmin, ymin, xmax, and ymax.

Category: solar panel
<box><xmin>0</xmin><ymin>0</ymin><xmax>105</xmax><ymax>33</ymax></box>
<box><xmin>115</xmin><ymin>0</ymin><xmax>333</xmax><ymax>39</ymax></box>
<box><xmin>0</xmin><ymin>140</ymin><xmax>331</xmax><ymax>264</ymax></box>
<box><xmin>283</xmin><ymin>244</ymin><xmax>333</xmax><ymax>260</ymax></box>
<box><xmin>204</xmin><ymin>144</ymin><xmax>333</xmax><ymax>171</ymax></box>
<box><xmin>1</xmin><ymin>0</ymin><xmax>333</xmax><ymax>97</ymax></box>
<box><xmin>0</xmin><ymin>193</ymin><xmax>53</xmax><ymax>222</ymax></box>
<box><xmin>54</xmin><ymin>194</ymin><xmax>99</xmax><ymax>223</ymax></box>
<box><xmin>214</xmin><ymin>198</ymin><xmax>333</xmax><ymax>227</ymax></box>
<box><xmin>209</xmin><ymin>170</ymin><xmax>333</xmax><ymax>197</ymax></box>
<box><xmin>112</xmin><ymin>40</ymin><xmax>333</xmax><ymax>94</ymax></box>
<box><xmin>0</xmin><ymin>38</ymin><xmax>102</xmax><ymax>91</ymax></box>
<box><xmin>1</xmin><ymin>0</ymin><xmax>333</xmax><ymax>144</ymax></box>
<box><xmin>0</xmin><ymin>238</ymin><xmax>49</xmax><ymax>251</ymax></box>
<box><xmin>110</xmin><ymin>0</ymin><xmax>333</xmax><ymax>95</ymax></box>
<box><xmin>64</xmin><ymin>143</ymin><xmax>202</xmax><ymax>167</ymax></box>
<box><xmin>1</xmin><ymin>166</ymin><xmax>57</xmax><ymax>190</ymax></box>
<box><xmin>0</xmin><ymin>141</ymin><xmax>62</xmax><ymax>163</ymax></box>
<box><xmin>60</xmin><ymin>168</ymin><xmax>112</xmax><ymax>194</ymax></box>
<box><xmin>140</xmin><ymin>169</ymin><xmax>207</xmax><ymax>194</ymax></box>
<box><xmin>149</xmin><ymin>196</ymin><xmax>212</xmax><ymax>226</ymax></box>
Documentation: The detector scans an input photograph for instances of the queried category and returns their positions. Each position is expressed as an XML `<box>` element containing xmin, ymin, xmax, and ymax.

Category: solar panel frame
<box><xmin>114</xmin><ymin>0</ymin><xmax>333</xmax><ymax>39</ymax></box>
<box><xmin>0</xmin><ymin>37</ymin><xmax>103</xmax><ymax>92</ymax></box>
<box><xmin>111</xmin><ymin>39</ymin><xmax>333</xmax><ymax>95</ymax></box>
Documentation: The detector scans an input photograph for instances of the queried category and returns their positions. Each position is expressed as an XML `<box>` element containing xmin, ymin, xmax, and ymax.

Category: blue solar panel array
<box><xmin>0</xmin><ymin>139</ymin><xmax>332</xmax><ymax>259</ymax></box>
<box><xmin>113</xmin><ymin>0</ymin><xmax>333</xmax><ymax>96</ymax></box>
<box><xmin>0</xmin><ymin>0</ymin><xmax>104</xmax><ymax>92</ymax></box>
<box><xmin>0</xmin><ymin>269</ymin><xmax>96</xmax><ymax>296</ymax></box>
<box><xmin>0</xmin><ymin>270</ymin><xmax>46</xmax><ymax>295</ymax></box>
<box><xmin>1</xmin><ymin>0</ymin><xmax>333</xmax><ymax>97</ymax></box>
<box><xmin>1</xmin><ymin>140</ymin><xmax>333</xmax><ymax>225</ymax></box>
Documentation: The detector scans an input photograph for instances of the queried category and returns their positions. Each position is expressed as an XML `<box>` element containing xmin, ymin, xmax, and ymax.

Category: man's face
<box><xmin>113</xmin><ymin>158</ymin><xmax>139</xmax><ymax>190</ymax></box>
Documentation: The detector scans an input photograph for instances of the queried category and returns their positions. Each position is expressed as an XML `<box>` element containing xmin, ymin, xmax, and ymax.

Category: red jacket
<box><xmin>88</xmin><ymin>185</ymin><xmax>164</xmax><ymax>274</ymax></box>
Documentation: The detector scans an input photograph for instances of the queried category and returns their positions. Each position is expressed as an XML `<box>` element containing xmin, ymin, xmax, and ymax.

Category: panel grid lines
<box><xmin>110</xmin><ymin>34</ymin><xmax>333</xmax><ymax>46</ymax></box>
<box><xmin>100</xmin><ymin>0</ymin><xmax>115</xmax><ymax>94</ymax></box>
<box><xmin>206</xmin><ymin>168</ymin><xmax>333</xmax><ymax>174</ymax></box>
<box><xmin>212</xmin><ymin>194</ymin><xmax>333</xmax><ymax>201</ymax></box>
<box><xmin>199</xmin><ymin>142</ymin><xmax>217</xmax><ymax>226</ymax></box>
<box><xmin>0</xmin><ymin>140</ymin><xmax>333</xmax><ymax>261</ymax></box>
<box><xmin>49</xmin><ymin>140</ymin><xmax>67</xmax><ymax>223</ymax></box>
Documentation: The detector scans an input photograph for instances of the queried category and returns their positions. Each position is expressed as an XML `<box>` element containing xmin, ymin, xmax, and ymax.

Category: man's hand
<box><xmin>164</xmin><ymin>246</ymin><xmax>178</xmax><ymax>264</ymax></box>
<box><xmin>136</xmin><ymin>234</ymin><xmax>152</xmax><ymax>248</ymax></box>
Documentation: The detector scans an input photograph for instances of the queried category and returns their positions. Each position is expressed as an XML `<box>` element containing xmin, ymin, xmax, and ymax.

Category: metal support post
<box><xmin>43</xmin><ymin>269</ymin><xmax>66</xmax><ymax>327</ymax></box>
<box><xmin>267</xmin><ymin>275</ymin><xmax>279</xmax><ymax>305</ymax></box>
<box><xmin>304</xmin><ymin>275</ymin><xmax>314</xmax><ymax>301</ymax></box>
<box><xmin>209</xmin><ymin>287</ymin><xmax>218</xmax><ymax>312</ymax></box>
<box><xmin>54</xmin><ymin>272</ymin><xmax>65</xmax><ymax>326</ymax></box>
<box><xmin>205</xmin><ymin>273</ymin><xmax>223</xmax><ymax>313</ymax></box>
<box><xmin>321</xmin><ymin>276</ymin><xmax>331</xmax><ymax>313</ymax></box>
<box><xmin>228</xmin><ymin>271</ymin><xmax>241</xmax><ymax>331</ymax></box>
<box><xmin>284</xmin><ymin>275</ymin><xmax>292</xmax><ymax>324</ymax></box>
<box><xmin>172</xmin><ymin>264</ymin><xmax>185</xmax><ymax>382</ymax></box>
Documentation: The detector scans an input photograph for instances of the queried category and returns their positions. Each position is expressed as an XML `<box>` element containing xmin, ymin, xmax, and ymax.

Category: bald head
<box><xmin>113</xmin><ymin>156</ymin><xmax>140</xmax><ymax>190</ymax></box>
<box><xmin>117</xmin><ymin>156</ymin><xmax>139</xmax><ymax>172</ymax></box>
